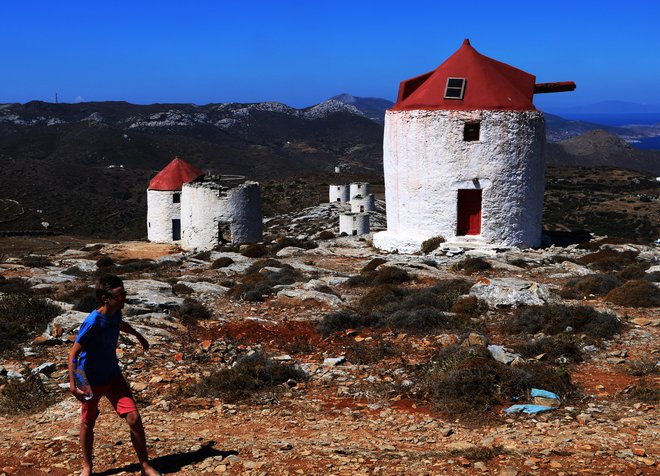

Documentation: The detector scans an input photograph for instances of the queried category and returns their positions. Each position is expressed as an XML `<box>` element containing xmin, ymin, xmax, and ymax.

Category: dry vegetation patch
<box><xmin>0</xmin><ymin>293</ymin><xmax>61</xmax><ymax>353</ymax></box>
<box><xmin>183</xmin><ymin>352</ymin><xmax>307</xmax><ymax>403</ymax></box>
<box><xmin>605</xmin><ymin>280</ymin><xmax>660</xmax><ymax>307</ymax></box>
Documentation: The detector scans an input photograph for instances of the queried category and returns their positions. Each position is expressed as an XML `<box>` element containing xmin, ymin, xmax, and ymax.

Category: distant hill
<box><xmin>0</xmin><ymin>98</ymin><xmax>658</xmax><ymax>238</ymax></box>
<box><xmin>0</xmin><ymin>100</ymin><xmax>384</xmax><ymax>238</ymax></box>
<box><xmin>548</xmin><ymin>100</ymin><xmax>660</xmax><ymax>115</ymax></box>
<box><xmin>331</xmin><ymin>94</ymin><xmax>394</xmax><ymax>124</ymax></box>
<box><xmin>546</xmin><ymin>130</ymin><xmax>660</xmax><ymax>175</ymax></box>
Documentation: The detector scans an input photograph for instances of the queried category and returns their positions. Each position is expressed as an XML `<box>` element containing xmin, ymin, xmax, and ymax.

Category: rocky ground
<box><xmin>0</xmin><ymin>203</ymin><xmax>658</xmax><ymax>476</ymax></box>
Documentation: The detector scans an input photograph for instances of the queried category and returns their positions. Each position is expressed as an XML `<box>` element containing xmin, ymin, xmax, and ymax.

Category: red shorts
<box><xmin>81</xmin><ymin>373</ymin><xmax>138</xmax><ymax>426</ymax></box>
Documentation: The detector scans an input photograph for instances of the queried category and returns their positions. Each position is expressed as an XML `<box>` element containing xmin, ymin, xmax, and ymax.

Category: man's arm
<box><xmin>68</xmin><ymin>342</ymin><xmax>87</xmax><ymax>401</ymax></box>
<box><xmin>120</xmin><ymin>321</ymin><xmax>150</xmax><ymax>351</ymax></box>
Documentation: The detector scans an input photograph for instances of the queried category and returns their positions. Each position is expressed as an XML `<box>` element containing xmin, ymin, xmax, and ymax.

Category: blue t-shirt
<box><xmin>75</xmin><ymin>309</ymin><xmax>122</xmax><ymax>385</ymax></box>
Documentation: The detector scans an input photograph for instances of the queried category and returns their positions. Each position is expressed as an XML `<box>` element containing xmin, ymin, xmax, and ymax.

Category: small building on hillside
<box><xmin>373</xmin><ymin>39</ymin><xmax>574</xmax><ymax>253</ymax></box>
<box><xmin>147</xmin><ymin>157</ymin><xmax>262</xmax><ymax>250</ymax></box>
<box><xmin>147</xmin><ymin>157</ymin><xmax>203</xmax><ymax>243</ymax></box>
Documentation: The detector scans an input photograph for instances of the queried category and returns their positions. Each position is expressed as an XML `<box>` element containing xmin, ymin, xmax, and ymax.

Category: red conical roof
<box><xmin>148</xmin><ymin>157</ymin><xmax>204</xmax><ymax>191</ymax></box>
<box><xmin>392</xmin><ymin>39</ymin><xmax>537</xmax><ymax>111</ymax></box>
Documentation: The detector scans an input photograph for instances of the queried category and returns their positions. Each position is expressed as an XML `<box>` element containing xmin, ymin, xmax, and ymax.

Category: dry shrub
<box><xmin>0</xmin><ymin>371</ymin><xmax>55</xmax><ymax>415</ymax></box>
<box><xmin>616</xmin><ymin>263</ymin><xmax>651</xmax><ymax>281</ymax></box>
<box><xmin>422</xmin><ymin>346</ymin><xmax>530</xmax><ymax>414</ymax></box>
<box><xmin>316</xmin><ymin>230</ymin><xmax>335</xmax><ymax>240</ymax></box>
<box><xmin>448</xmin><ymin>445</ymin><xmax>505</xmax><ymax>462</ymax></box>
<box><xmin>246</xmin><ymin>258</ymin><xmax>292</xmax><ymax>274</ymax></box>
<box><xmin>450</xmin><ymin>296</ymin><xmax>488</xmax><ymax>317</ymax></box>
<box><xmin>21</xmin><ymin>255</ymin><xmax>52</xmax><ymax>268</ymax></box>
<box><xmin>626</xmin><ymin>379</ymin><xmax>660</xmax><ymax>404</ymax></box>
<box><xmin>173</xmin><ymin>298</ymin><xmax>212</xmax><ymax>325</ymax></box>
<box><xmin>118</xmin><ymin>258</ymin><xmax>157</xmax><ymax>273</ymax></box>
<box><xmin>186</xmin><ymin>353</ymin><xmax>307</xmax><ymax>402</ymax></box>
<box><xmin>347</xmin><ymin>265</ymin><xmax>411</xmax><ymax>287</ymax></box>
<box><xmin>452</xmin><ymin>257</ymin><xmax>492</xmax><ymax>274</ymax></box>
<box><xmin>627</xmin><ymin>360</ymin><xmax>659</xmax><ymax>377</ymax></box>
<box><xmin>211</xmin><ymin>257</ymin><xmax>234</xmax><ymax>269</ymax></box>
<box><xmin>0</xmin><ymin>294</ymin><xmax>61</xmax><ymax>352</ymax></box>
<box><xmin>505</xmin><ymin>304</ymin><xmax>622</xmax><ymax>341</ymax></box>
<box><xmin>578</xmin><ymin>236</ymin><xmax>640</xmax><ymax>251</ymax></box>
<box><xmin>361</xmin><ymin>258</ymin><xmax>387</xmax><ymax>274</ymax></box>
<box><xmin>345</xmin><ymin>340</ymin><xmax>399</xmax><ymax>365</ymax></box>
<box><xmin>241</xmin><ymin>244</ymin><xmax>269</xmax><ymax>258</ymax></box>
<box><xmin>317</xmin><ymin>311</ymin><xmax>375</xmax><ymax>337</ymax></box>
<box><xmin>420</xmin><ymin>236</ymin><xmax>445</xmax><ymax>254</ymax></box>
<box><xmin>578</xmin><ymin>249</ymin><xmax>638</xmax><ymax>272</ymax></box>
<box><xmin>192</xmin><ymin>250</ymin><xmax>212</xmax><ymax>261</ymax></box>
<box><xmin>95</xmin><ymin>255</ymin><xmax>115</xmax><ymax>268</ymax></box>
<box><xmin>512</xmin><ymin>336</ymin><xmax>582</xmax><ymax>363</ymax></box>
<box><xmin>605</xmin><ymin>280</ymin><xmax>660</xmax><ymax>307</ymax></box>
<box><xmin>230</xmin><ymin>264</ymin><xmax>302</xmax><ymax>302</ymax></box>
<box><xmin>320</xmin><ymin>279</ymin><xmax>475</xmax><ymax>336</ymax></box>
<box><xmin>272</xmin><ymin>237</ymin><xmax>318</xmax><ymax>253</ymax></box>
<box><xmin>421</xmin><ymin>345</ymin><xmax>573</xmax><ymax>416</ymax></box>
<box><xmin>509</xmin><ymin>258</ymin><xmax>529</xmax><ymax>269</ymax></box>
<box><xmin>560</xmin><ymin>274</ymin><xmax>621</xmax><ymax>299</ymax></box>
<box><xmin>63</xmin><ymin>266</ymin><xmax>90</xmax><ymax>277</ymax></box>
<box><xmin>0</xmin><ymin>277</ymin><xmax>33</xmax><ymax>295</ymax></box>
<box><xmin>172</xmin><ymin>283</ymin><xmax>194</xmax><ymax>296</ymax></box>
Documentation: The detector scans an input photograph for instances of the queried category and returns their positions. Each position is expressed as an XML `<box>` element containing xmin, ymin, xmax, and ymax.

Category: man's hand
<box><xmin>70</xmin><ymin>387</ymin><xmax>89</xmax><ymax>402</ymax></box>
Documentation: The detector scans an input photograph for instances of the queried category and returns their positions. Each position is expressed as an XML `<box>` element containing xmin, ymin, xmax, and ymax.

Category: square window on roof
<box><xmin>444</xmin><ymin>77</ymin><xmax>466</xmax><ymax>100</ymax></box>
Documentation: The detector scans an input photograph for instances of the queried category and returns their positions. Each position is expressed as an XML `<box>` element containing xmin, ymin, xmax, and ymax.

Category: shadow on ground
<box><xmin>94</xmin><ymin>441</ymin><xmax>237</xmax><ymax>475</ymax></box>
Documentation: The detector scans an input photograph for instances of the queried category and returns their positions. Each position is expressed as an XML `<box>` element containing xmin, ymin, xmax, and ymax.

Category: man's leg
<box><xmin>79</xmin><ymin>421</ymin><xmax>94</xmax><ymax>476</ymax></box>
<box><xmin>124</xmin><ymin>410</ymin><xmax>160</xmax><ymax>476</ymax></box>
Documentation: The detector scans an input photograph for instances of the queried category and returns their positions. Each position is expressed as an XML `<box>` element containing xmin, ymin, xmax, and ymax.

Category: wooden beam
<box><xmin>534</xmin><ymin>82</ymin><xmax>576</xmax><ymax>94</ymax></box>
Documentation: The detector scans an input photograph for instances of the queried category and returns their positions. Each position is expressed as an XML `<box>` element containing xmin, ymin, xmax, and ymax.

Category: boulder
<box><xmin>470</xmin><ymin>278</ymin><xmax>554</xmax><ymax>308</ymax></box>
<box><xmin>123</xmin><ymin>279</ymin><xmax>184</xmax><ymax>311</ymax></box>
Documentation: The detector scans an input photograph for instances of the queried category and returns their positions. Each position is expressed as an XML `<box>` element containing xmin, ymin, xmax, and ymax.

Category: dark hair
<box><xmin>95</xmin><ymin>274</ymin><xmax>124</xmax><ymax>302</ymax></box>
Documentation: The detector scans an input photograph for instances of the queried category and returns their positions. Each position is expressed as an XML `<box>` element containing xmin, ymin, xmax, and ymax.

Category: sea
<box><xmin>558</xmin><ymin>113</ymin><xmax>660</xmax><ymax>150</ymax></box>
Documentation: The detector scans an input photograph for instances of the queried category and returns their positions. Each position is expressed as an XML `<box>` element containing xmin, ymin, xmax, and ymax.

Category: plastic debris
<box><xmin>504</xmin><ymin>404</ymin><xmax>555</xmax><ymax>414</ymax></box>
<box><xmin>531</xmin><ymin>388</ymin><xmax>560</xmax><ymax>400</ymax></box>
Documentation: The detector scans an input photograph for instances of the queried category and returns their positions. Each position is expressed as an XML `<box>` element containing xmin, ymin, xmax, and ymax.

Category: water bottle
<box><xmin>72</xmin><ymin>358</ymin><xmax>93</xmax><ymax>401</ymax></box>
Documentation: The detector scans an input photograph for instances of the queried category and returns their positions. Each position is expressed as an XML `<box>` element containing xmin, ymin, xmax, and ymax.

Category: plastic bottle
<box><xmin>72</xmin><ymin>358</ymin><xmax>93</xmax><ymax>401</ymax></box>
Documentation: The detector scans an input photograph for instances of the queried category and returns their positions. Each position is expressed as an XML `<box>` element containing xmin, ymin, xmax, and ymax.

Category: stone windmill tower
<box><xmin>147</xmin><ymin>157</ymin><xmax>204</xmax><ymax>243</ymax></box>
<box><xmin>373</xmin><ymin>39</ymin><xmax>574</xmax><ymax>253</ymax></box>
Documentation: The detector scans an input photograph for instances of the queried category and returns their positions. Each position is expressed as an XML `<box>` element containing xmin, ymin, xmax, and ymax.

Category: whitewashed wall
<box><xmin>350</xmin><ymin>194</ymin><xmax>376</xmax><ymax>213</ymax></box>
<box><xmin>350</xmin><ymin>182</ymin><xmax>371</xmax><ymax>199</ymax></box>
<box><xmin>180</xmin><ymin>181</ymin><xmax>262</xmax><ymax>251</ymax></box>
<box><xmin>339</xmin><ymin>213</ymin><xmax>370</xmax><ymax>236</ymax></box>
<box><xmin>329</xmin><ymin>184</ymin><xmax>350</xmax><ymax>203</ymax></box>
<box><xmin>147</xmin><ymin>190</ymin><xmax>180</xmax><ymax>243</ymax></box>
<box><xmin>373</xmin><ymin>109</ymin><xmax>545</xmax><ymax>253</ymax></box>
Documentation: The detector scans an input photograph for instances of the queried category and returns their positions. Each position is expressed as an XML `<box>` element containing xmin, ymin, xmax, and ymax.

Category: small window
<box><xmin>173</xmin><ymin>193</ymin><xmax>180</xmax><ymax>203</ymax></box>
<box><xmin>444</xmin><ymin>77</ymin><xmax>466</xmax><ymax>99</ymax></box>
<box><xmin>464</xmin><ymin>122</ymin><xmax>480</xmax><ymax>141</ymax></box>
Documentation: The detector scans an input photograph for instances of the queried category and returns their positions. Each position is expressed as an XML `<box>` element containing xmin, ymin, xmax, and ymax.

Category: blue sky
<box><xmin>1</xmin><ymin>0</ymin><xmax>659</xmax><ymax>111</ymax></box>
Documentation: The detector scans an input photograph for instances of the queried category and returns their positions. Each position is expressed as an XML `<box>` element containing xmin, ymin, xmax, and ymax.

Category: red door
<box><xmin>457</xmin><ymin>189</ymin><xmax>482</xmax><ymax>235</ymax></box>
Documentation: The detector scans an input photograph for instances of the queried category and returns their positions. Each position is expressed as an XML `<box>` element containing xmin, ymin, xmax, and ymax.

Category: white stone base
<box><xmin>372</xmin><ymin>230</ymin><xmax>435</xmax><ymax>254</ymax></box>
